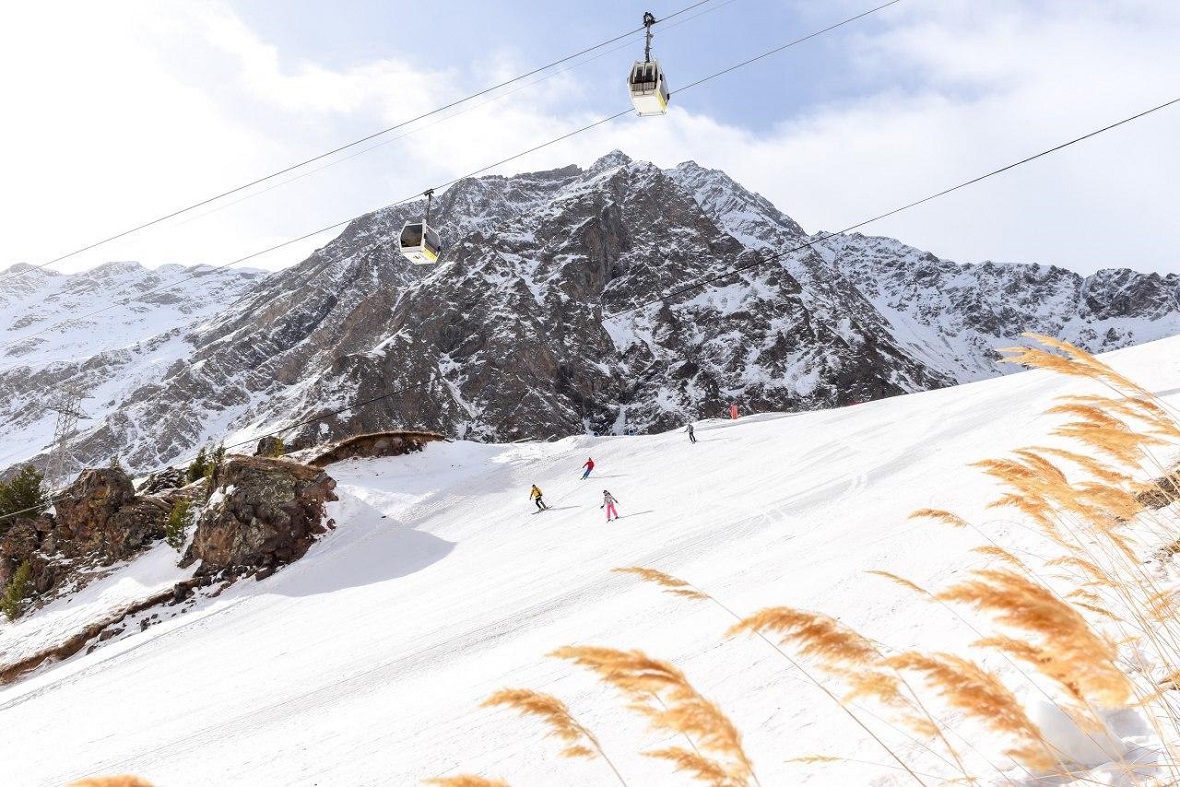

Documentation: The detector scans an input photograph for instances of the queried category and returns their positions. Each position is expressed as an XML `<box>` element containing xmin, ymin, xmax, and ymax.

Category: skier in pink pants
<box><xmin>601</xmin><ymin>490</ymin><xmax>620</xmax><ymax>521</ymax></box>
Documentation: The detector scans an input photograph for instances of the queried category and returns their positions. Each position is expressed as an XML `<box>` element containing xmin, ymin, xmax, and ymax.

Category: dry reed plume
<box><xmin>910</xmin><ymin>508</ymin><xmax>970</xmax><ymax>528</ymax></box>
<box><xmin>424</xmin><ymin>776</ymin><xmax>509</xmax><ymax>787</ymax></box>
<box><xmin>728</xmin><ymin>608</ymin><xmax>879</xmax><ymax>667</ymax></box>
<box><xmin>552</xmin><ymin>645</ymin><xmax>758</xmax><ymax>786</ymax></box>
<box><xmin>729</xmin><ymin>607</ymin><xmax>957</xmax><ymax>746</ymax></box>
<box><xmin>938</xmin><ymin>568</ymin><xmax>1131</xmax><ymax>708</ymax></box>
<box><xmin>481</xmin><ymin>688</ymin><xmax>625</xmax><ymax>784</ymax></box>
<box><xmin>613</xmin><ymin>566</ymin><xmax>710</xmax><ymax>601</ymax></box>
<box><xmin>884</xmin><ymin>652</ymin><xmax>1054</xmax><ymax>770</ymax></box>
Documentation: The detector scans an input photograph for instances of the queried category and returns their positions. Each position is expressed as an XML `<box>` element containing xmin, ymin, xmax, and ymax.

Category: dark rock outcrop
<box><xmin>0</xmin><ymin>466</ymin><xmax>182</xmax><ymax>618</ymax></box>
<box><xmin>308</xmin><ymin>431</ymin><xmax>445</xmax><ymax>467</ymax></box>
<box><xmin>254</xmin><ymin>436</ymin><xmax>285</xmax><ymax>458</ymax></box>
<box><xmin>182</xmin><ymin>456</ymin><xmax>337</xmax><ymax>580</ymax></box>
<box><xmin>138</xmin><ymin>466</ymin><xmax>189</xmax><ymax>495</ymax></box>
<box><xmin>54</xmin><ymin>468</ymin><xmax>170</xmax><ymax>562</ymax></box>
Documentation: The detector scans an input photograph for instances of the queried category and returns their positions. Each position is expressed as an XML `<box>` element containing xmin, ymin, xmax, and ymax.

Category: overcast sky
<box><xmin>2</xmin><ymin>0</ymin><xmax>1178</xmax><ymax>276</ymax></box>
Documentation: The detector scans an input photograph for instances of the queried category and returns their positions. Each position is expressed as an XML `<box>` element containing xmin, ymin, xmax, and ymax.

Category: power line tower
<box><xmin>45</xmin><ymin>387</ymin><xmax>88</xmax><ymax>489</ymax></box>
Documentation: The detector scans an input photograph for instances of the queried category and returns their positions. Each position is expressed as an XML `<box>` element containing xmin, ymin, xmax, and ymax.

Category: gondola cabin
<box><xmin>398</xmin><ymin>221</ymin><xmax>442</xmax><ymax>265</ymax></box>
<box><xmin>628</xmin><ymin>60</ymin><xmax>669</xmax><ymax>116</ymax></box>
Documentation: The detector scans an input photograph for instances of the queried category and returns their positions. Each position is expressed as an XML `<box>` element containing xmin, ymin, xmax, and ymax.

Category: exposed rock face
<box><xmin>308</xmin><ymin>431</ymin><xmax>445</xmax><ymax>467</ymax></box>
<box><xmin>254</xmin><ymin>436</ymin><xmax>285</xmax><ymax>458</ymax></box>
<box><xmin>138</xmin><ymin>467</ymin><xmax>189</xmax><ymax>495</ymax></box>
<box><xmin>0</xmin><ymin>262</ymin><xmax>265</xmax><ymax>479</ymax></box>
<box><xmin>183</xmin><ymin>456</ymin><xmax>337</xmax><ymax>580</ymax></box>
<box><xmin>6</xmin><ymin>152</ymin><xmax>1180</xmax><ymax>474</ymax></box>
<box><xmin>0</xmin><ymin>466</ymin><xmax>181</xmax><ymax>617</ymax></box>
<box><xmin>0</xmin><ymin>517</ymin><xmax>55</xmax><ymax>593</ymax></box>
<box><xmin>53</xmin><ymin>468</ymin><xmax>170</xmax><ymax>562</ymax></box>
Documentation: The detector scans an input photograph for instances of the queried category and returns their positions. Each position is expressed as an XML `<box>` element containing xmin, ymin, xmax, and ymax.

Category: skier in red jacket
<box><xmin>581</xmin><ymin>457</ymin><xmax>595</xmax><ymax>480</ymax></box>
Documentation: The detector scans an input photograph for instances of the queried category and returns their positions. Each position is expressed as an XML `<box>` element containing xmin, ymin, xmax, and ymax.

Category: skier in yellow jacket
<box><xmin>530</xmin><ymin>484</ymin><xmax>548</xmax><ymax>511</ymax></box>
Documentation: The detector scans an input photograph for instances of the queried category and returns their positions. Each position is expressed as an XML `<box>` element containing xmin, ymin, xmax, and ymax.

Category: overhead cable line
<box><xmin>0</xmin><ymin>0</ymin><xmax>910</xmax><ymax>519</ymax></box>
<box><xmin>4</xmin><ymin>94</ymin><xmax>1176</xmax><ymax>524</ymax></box>
<box><xmin>606</xmin><ymin>94</ymin><xmax>1180</xmax><ymax>318</ymax></box>
<box><xmin>0</xmin><ymin>109</ymin><xmax>632</xmax><ymax>364</ymax></box>
<box><xmin>0</xmin><ymin>0</ymin><xmax>902</xmax><ymax>361</ymax></box>
<box><xmin>171</xmin><ymin>0</ymin><xmax>741</xmax><ymax>229</ymax></box>
<box><xmin>0</xmin><ymin>0</ymin><xmax>721</xmax><ymax>285</ymax></box>
<box><xmin>674</xmin><ymin>0</ymin><xmax>902</xmax><ymax>94</ymax></box>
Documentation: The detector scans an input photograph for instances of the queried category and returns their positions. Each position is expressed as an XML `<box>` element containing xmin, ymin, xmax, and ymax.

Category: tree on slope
<box><xmin>0</xmin><ymin>465</ymin><xmax>48</xmax><ymax>533</ymax></box>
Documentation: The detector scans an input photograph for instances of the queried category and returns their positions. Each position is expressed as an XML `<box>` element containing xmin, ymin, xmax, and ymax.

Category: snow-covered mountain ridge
<box><xmin>3</xmin><ymin>151</ymin><xmax>1179</xmax><ymax>476</ymax></box>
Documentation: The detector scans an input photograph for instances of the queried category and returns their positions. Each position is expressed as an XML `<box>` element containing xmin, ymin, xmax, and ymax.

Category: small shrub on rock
<box><xmin>186</xmin><ymin>448</ymin><xmax>209</xmax><ymax>484</ymax></box>
<box><xmin>1</xmin><ymin>560</ymin><xmax>33</xmax><ymax>621</ymax></box>
<box><xmin>0</xmin><ymin>465</ymin><xmax>49</xmax><ymax>532</ymax></box>
<box><xmin>165</xmin><ymin>499</ymin><xmax>194</xmax><ymax>552</ymax></box>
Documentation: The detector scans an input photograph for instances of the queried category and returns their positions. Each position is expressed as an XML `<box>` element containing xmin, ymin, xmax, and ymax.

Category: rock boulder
<box><xmin>54</xmin><ymin>468</ymin><xmax>169</xmax><ymax>562</ymax></box>
<box><xmin>184</xmin><ymin>456</ymin><xmax>337</xmax><ymax>579</ymax></box>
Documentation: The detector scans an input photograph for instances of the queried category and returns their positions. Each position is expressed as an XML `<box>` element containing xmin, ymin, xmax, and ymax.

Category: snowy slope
<box><xmin>0</xmin><ymin>262</ymin><xmax>265</xmax><ymax>472</ymax></box>
<box><xmin>3</xmin><ymin>335</ymin><xmax>1179</xmax><ymax>785</ymax></box>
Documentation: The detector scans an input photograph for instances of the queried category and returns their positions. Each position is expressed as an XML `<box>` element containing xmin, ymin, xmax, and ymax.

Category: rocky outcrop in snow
<box><xmin>0</xmin><ymin>466</ymin><xmax>187</xmax><ymax>606</ymax></box>
<box><xmin>181</xmin><ymin>456</ymin><xmax>337</xmax><ymax>582</ymax></box>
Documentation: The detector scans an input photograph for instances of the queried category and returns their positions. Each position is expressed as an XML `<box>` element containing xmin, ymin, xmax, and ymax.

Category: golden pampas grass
<box><xmin>67</xmin><ymin>779</ymin><xmax>154</xmax><ymax>787</ymax></box>
<box><xmin>1045</xmin><ymin>556</ymin><xmax>1117</xmax><ymax>588</ymax></box>
<box><xmin>937</xmin><ymin>569</ymin><xmax>1131</xmax><ymax>707</ymax></box>
<box><xmin>1033</xmin><ymin>446</ymin><xmax>1134</xmax><ymax>487</ymax></box>
<box><xmin>551</xmin><ymin>646</ymin><xmax>757</xmax><ymax>786</ymax></box>
<box><xmin>482</xmin><ymin>689</ymin><xmax>602</xmax><ymax>760</ymax></box>
<box><xmin>999</xmin><ymin>334</ymin><xmax>1152</xmax><ymax>402</ymax></box>
<box><xmin>909</xmin><ymin>508</ymin><xmax>970</xmax><ymax>528</ymax></box>
<box><xmin>867</xmin><ymin>570</ymin><xmax>930</xmax><ymax>596</ymax></box>
<box><xmin>481</xmin><ymin>688</ymin><xmax>626</xmax><ymax>784</ymax></box>
<box><xmin>884</xmin><ymin>652</ymin><xmax>1054</xmax><ymax>770</ymax></box>
<box><xmin>614</xmin><ymin>566</ymin><xmax>710</xmax><ymax>601</ymax></box>
<box><xmin>424</xmin><ymin>776</ymin><xmax>510</xmax><ymax>787</ymax></box>
<box><xmin>970</xmin><ymin>546</ymin><xmax>1032</xmax><ymax>572</ymax></box>
<box><xmin>645</xmin><ymin>746</ymin><xmax>739</xmax><ymax>784</ymax></box>
<box><xmin>728</xmin><ymin>607</ymin><xmax>879</xmax><ymax>667</ymax></box>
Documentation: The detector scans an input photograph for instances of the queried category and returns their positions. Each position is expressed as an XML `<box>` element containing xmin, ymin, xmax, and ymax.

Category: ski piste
<box><xmin>4</xmin><ymin>336</ymin><xmax>1180</xmax><ymax>784</ymax></box>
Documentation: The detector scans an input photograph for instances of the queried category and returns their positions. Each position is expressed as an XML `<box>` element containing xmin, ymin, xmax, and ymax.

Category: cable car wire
<box><xmin>673</xmin><ymin>0</ymin><xmax>902</xmax><ymax>95</ymax></box>
<box><xmin>4</xmin><ymin>94</ymin><xmax>1175</xmax><ymax>524</ymax></box>
<box><xmin>0</xmin><ymin>109</ymin><xmax>633</xmax><ymax>365</ymax></box>
<box><xmin>606</xmin><ymin>94</ymin><xmax>1180</xmax><ymax>319</ymax></box>
<box><xmin>168</xmin><ymin>0</ymin><xmax>741</xmax><ymax>230</ymax></box>
<box><xmin>0</xmin><ymin>0</ymin><xmax>721</xmax><ymax>286</ymax></box>
<box><xmin>0</xmin><ymin>0</ymin><xmax>902</xmax><ymax>361</ymax></box>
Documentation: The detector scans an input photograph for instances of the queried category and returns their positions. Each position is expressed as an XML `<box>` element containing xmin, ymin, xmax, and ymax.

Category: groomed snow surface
<box><xmin>3</xmin><ymin>337</ymin><xmax>1180</xmax><ymax>786</ymax></box>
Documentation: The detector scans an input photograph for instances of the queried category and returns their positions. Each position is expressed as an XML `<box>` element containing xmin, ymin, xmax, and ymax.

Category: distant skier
<box><xmin>581</xmin><ymin>457</ymin><xmax>595</xmax><ymax>480</ymax></box>
<box><xmin>601</xmin><ymin>489</ymin><xmax>620</xmax><ymax>521</ymax></box>
<box><xmin>685</xmin><ymin>423</ymin><xmax>696</xmax><ymax>444</ymax></box>
<box><xmin>530</xmin><ymin>484</ymin><xmax>548</xmax><ymax>511</ymax></box>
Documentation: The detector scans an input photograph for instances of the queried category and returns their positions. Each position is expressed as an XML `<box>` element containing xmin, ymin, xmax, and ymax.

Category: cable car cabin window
<box><xmin>400</xmin><ymin>224</ymin><xmax>424</xmax><ymax>248</ymax></box>
<box><xmin>424</xmin><ymin>226</ymin><xmax>442</xmax><ymax>252</ymax></box>
<box><xmin>630</xmin><ymin>63</ymin><xmax>659</xmax><ymax>89</ymax></box>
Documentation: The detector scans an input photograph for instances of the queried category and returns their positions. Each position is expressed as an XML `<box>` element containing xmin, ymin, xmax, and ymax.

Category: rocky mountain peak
<box><xmin>587</xmin><ymin>149</ymin><xmax>633</xmax><ymax>174</ymax></box>
<box><xmin>3</xmin><ymin>152</ymin><xmax>1180</xmax><ymax>477</ymax></box>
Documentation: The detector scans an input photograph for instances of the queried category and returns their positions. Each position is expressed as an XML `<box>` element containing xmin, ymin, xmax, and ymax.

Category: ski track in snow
<box><xmin>2</xmin><ymin>338</ymin><xmax>1180</xmax><ymax>785</ymax></box>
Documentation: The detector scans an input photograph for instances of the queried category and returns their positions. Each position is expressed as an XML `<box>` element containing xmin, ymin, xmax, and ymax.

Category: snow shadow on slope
<box><xmin>270</xmin><ymin>497</ymin><xmax>456</xmax><ymax>597</ymax></box>
<box><xmin>276</xmin><ymin>527</ymin><xmax>455</xmax><ymax>598</ymax></box>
